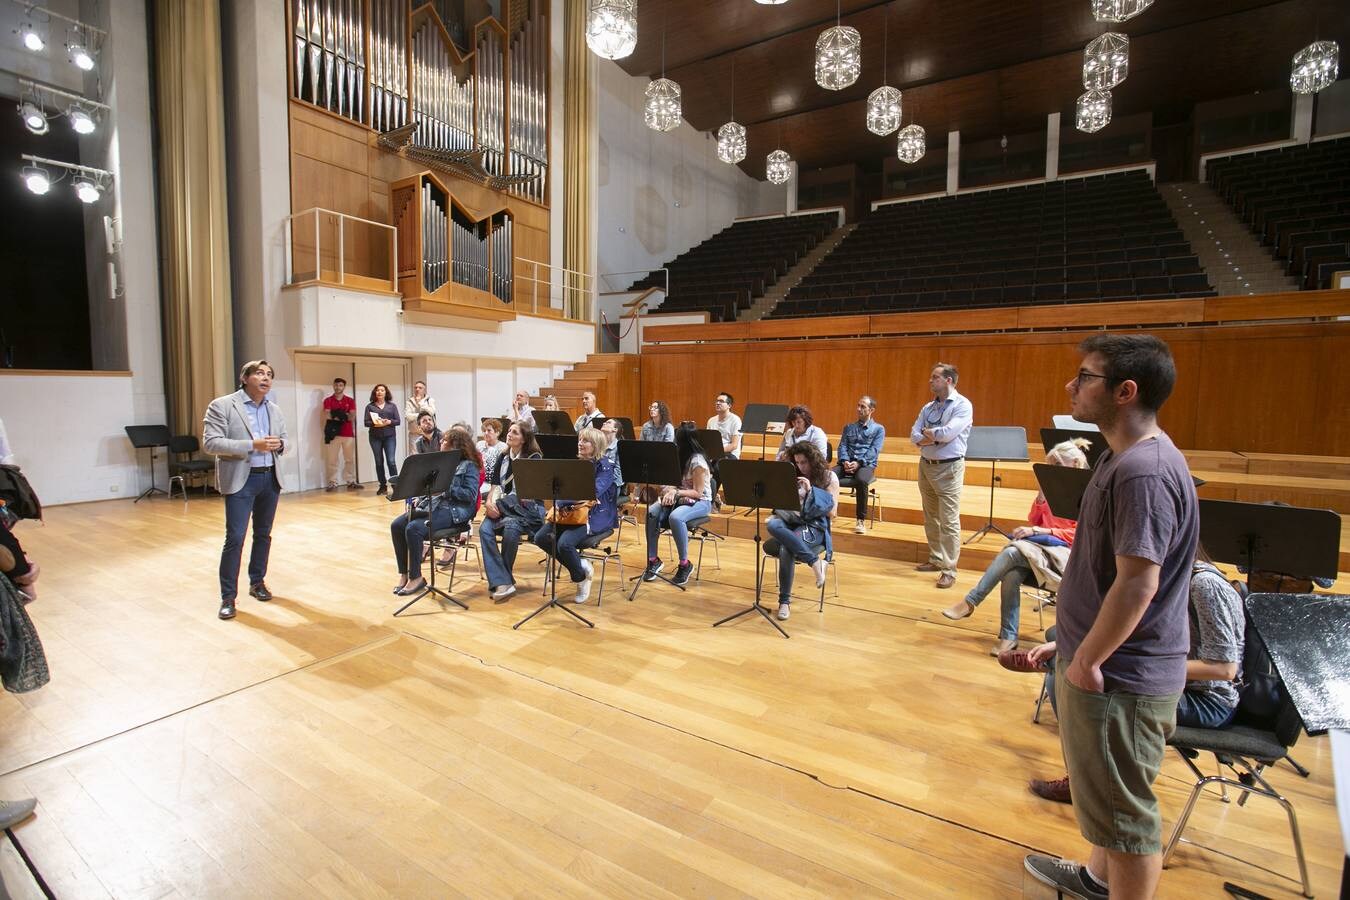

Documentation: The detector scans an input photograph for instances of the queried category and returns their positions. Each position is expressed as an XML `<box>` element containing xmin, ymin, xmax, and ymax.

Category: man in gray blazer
<box><xmin>203</xmin><ymin>359</ymin><xmax>291</xmax><ymax>620</ymax></box>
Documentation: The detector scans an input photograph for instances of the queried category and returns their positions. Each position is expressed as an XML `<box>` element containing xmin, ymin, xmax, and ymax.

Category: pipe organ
<box><xmin>293</xmin><ymin>0</ymin><xmax>366</xmax><ymax>122</ymax></box>
<box><xmin>475</xmin><ymin>25</ymin><xmax>507</xmax><ymax>179</ymax></box>
<box><xmin>393</xmin><ymin>172</ymin><xmax>514</xmax><ymax>310</ymax></box>
<box><xmin>508</xmin><ymin>3</ymin><xmax>547</xmax><ymax>204</ymax></box>
<box><xmin>369</xmin><ymin>0</ymin><xmax>408</xmax><ymax>133</ymax></box>
<box><xmin>411</xmin><ymin>17</ymin><xmax>474</xmax><ymax>154</ymax></box>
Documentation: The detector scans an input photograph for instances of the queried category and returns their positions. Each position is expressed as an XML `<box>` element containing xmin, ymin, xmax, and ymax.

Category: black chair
<box><xmin>167</xmin><ymin>435</ymin><xmax>214</xmax><ymax>507</ymax></box>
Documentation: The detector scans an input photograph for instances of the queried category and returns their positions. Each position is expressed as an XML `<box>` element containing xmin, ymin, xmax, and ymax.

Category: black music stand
<box><xmin>1198</xmin><ymin>499</ymin><xmax>1340</xmax><ymax>591</ymax></box>
<box><xmin>537</xmin><ymin>433</ymin><xmax>579</xmax><ymax>459</ymax></box>
<box><xmin>511</xmin><ymin>457</ymin><xmax>599</xmax><ymax>629</ymax></box>
<box><xmin>711</xmin><ymin>459</ymin><xmax>801</xmax><ymax>639</ymax></box>
<box><xmin>741</xmin><ymin>403</ymin><xmax>789</xmax><ymax>462</ymax></box>
<box><xmin>1039</xmin><ymin>427</ymin><xmax>1109</xmax><ymax>469</ymax></box>
<box><xmin>532</xmin><ymin>410</ymin><xmax>574</xmax><ymax>436</ymax></box>
<box><xmin>617</xmin><ymin>440</ymin><xmax>684</xmax><ymax>600</ymax></box>
<box><xmin>694</xmin><ymin>429</ymin><xmax>727</xmax><ymax>465</ymax></box>
<box><xmin>125</xmin><ymin>425</ymin><xmax>172</xmax><ymax>502</ymax></box>
<box><xmin>963</xmin><ymin>426</ymin><xmax>1029</xmax><ymax>544</ymax></box>
<box><xmin>612</xmin><ymin>417</ymin><xmax>636</xmax><ymax>441</ymax></box>
<box><xmin>1032</xmin><ymin>463</ymin><xmax>1094</xmax><ymax>521</ymax></box>
<box><xmin>390</xmin><ymin>449</ymin><xmax>465</xmax><ymax>616</ymax></box>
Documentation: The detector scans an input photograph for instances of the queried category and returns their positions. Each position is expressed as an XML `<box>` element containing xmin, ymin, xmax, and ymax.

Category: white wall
<box><xmin>0</xmin><ymin>374</ymin><xmax>140</xmax><ymax>505</ymax></box>
<box><xmin>596</xmin><ymin>60</ymin><xmax>783</xmax><ymax>292</ymax></box>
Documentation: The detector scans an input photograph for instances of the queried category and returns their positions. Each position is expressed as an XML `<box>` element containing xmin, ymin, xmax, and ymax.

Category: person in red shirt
<box><xmin>940</xmin><ymin>437</ymin><xmax>1090</xmax><ymax>654</ymax></box>
<box><xmin>322</xmin><ymin>377</ymin><xmax>360</xmax><ymax>491</ymax></box>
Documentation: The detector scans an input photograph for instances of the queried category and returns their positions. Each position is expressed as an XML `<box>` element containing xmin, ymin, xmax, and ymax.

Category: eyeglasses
<box><xmin>714</xmin><ymin>398</ymin><xmax>728</xmax><ymax>404</ymax></box>
<box><xmin>1073</xmin><ymin>370</ymin><xmax>1113</xmax><ymax>388</ymax></box>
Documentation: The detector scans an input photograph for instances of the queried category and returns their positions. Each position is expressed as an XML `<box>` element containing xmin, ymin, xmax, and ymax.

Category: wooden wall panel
<box><xmin>866</xmin><ymin>347</ymin><xmax>940</xmax><ymax>436</ymax></box>
<box><xmin>1009</xmin><ymin>341</ymin><xmax>1080</xmax><ymax>431</ymax></box>
<box><xmin>1158</xmin><ymin>335</ymin><xmax>1203</xmax><ymax>451</ymax></box>
<box><xmin>1193</xmin><ymin>330</ymin><xmax>1320</xmax><ymax>452</ymax></box>
<box><xmin>938</xmin><ymin>344</ymin><xmax>1019</xmax><ymax>433</ymax></box>
<box><xmin>1314</xmin><ymin>334</ymin><xmax>1350</xmax><ymax>457</ymax></box>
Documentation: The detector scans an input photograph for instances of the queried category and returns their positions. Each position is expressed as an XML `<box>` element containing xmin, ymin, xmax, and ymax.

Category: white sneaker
<box><xmin>491</xmin><ymin>584</ymin><xmax>516</xmax><ymax>602</ymax></box>
<box><xmin>811</xmin><ymin>557</ymin><xmax>828</xmax><ymax>588</ymax></box>
<box><xmin>776</xmin><ymin>603</ymin><xmax>790</xmax><ymax>621</ymax></box>
<box><xmin>574</xmin><ymin>559</ymin><xmax>594</xmax><ymax>603</ymax></box>
<box><xmin>853</xmin><ymin>521</ymin><xmax>865</xmax><ymax>534</ymax></box>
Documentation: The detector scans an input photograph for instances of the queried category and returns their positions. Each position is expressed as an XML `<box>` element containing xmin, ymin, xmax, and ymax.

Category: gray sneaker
<box><xmin>777</xmin><ymin>602</ymin><xmax>790</xmax><ymax>621</ymax></box>
<box><xmin>1023</xmin><ymin>855</ymin><xmax>1108</xmax><ymax>900</ymax></box>
<box><xmin>0</xmin><ymin>797</ymin><xmax>37</xmax><ymax>829</ymax></box>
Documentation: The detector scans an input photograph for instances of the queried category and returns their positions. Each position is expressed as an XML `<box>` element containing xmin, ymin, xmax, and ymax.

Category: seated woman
<box><xmin>1007</xmin><ymin>549</ymin><xmax>1245</xmax><ymax>804</ymax></box>
<box><xmin>480</xmin><ymin>422</ymin><xmax>544</xmax><ymax>603</ymax></box>
<box><xmin>940</xmin><ymin>438</ymin><xmax>1090</xmax><ymax>655</ymax></box>
<box><xmin>476</xmin><ymin>418</ymin><xmax>505</xmax><ymax>502</ymax></box>
<box><xmin>766</xmin><ymin>442</ymin><xmax>839</xmax><ymax>621</ymax></box>
<box><xmin>532</xmin><ymin>426</ymin><xmax>619</xmax><ymax>604</ymax></box>
<box><xmin>640</xmin><ymin>423</ymin><xmax>713</xmax><ymax>587</ymax></box>
<box><xmin>601</xmin><ymin>418</ymin><xmax>625</xmax><ymax>488</ymax></box>
<box><xmin>775</xmin><ymin>405</ymin><xmax>828</xmax><ymax>460</ymax></box>
<box><xmin>640</xmin><ymin>401</ymin><xmax>674</xmax><ymax>442</ymax></box>
<box><xmin>390</xmin><ymin>428</ymin><xmax>482</xmax><ymax>596</ymax></box>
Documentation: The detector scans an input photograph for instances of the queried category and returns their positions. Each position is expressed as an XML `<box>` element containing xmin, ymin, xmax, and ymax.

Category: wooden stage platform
<box><xmin>0</xmin><ymin>491</ymin><xmax>1344</xmax><ymax>898</ymax></box>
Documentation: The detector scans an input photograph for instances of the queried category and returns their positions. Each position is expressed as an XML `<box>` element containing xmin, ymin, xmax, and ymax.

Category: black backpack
<box><xmin>1229</xmin><ymin>581</ymin><xmax>1284</xmax><ymax>728</ymax></box>
<box><xmin>0</xmin><ymin>465</ymin><xmax>41</xmax><ymax>522</ymax></box>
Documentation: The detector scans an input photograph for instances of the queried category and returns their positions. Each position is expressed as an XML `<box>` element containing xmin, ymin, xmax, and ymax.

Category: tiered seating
<box><xmin>630</xmin><ymin>212</ymin><xmax>836</xmax><ymax>321</ymax></box>
<box><xmin>770</xmin><ymin>171</ymin><xmax>1212</xmax><ymax>319</ymax></box>
<box><xmin>1208</xmin><ymin>136</ymin><xmax>1350</xmax><ymax>289</ymax></box>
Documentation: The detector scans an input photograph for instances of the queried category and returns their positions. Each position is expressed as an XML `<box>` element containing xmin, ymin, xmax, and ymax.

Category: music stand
<box><xmin>1032</xmin><ymin>464</ymin><xmax>1095</xmax><ymax>520</ymax></box>
<box><xmin>390</xmin><ymin>449</ymin><xmax>465</xmax><ymax>615</ymax></box>
<box><xmin>125</xmin><ymin>425</ymin><xmax>172</xmax><ymax>502</ymax></box>
<box><xmin>1039</xmin><ymin>427</ymin><xmax>1109</xmax><ymax>469</ymax></box>
<box><xmin>511</xmin><ymin>458</ymin><xmax>599</xmax><ymax>629</ymax></box>
<box><xmin>693</xmin><ymin>429</ymin><xmax>727</xmax><ymax>465</ymax></box>
<box><xmin>741</xmin><ymin>403</ymin><xmax>789</xmax><ymax>462</ymax></box>
<box><xmin>616</xmin><ymin>440</ymin><xmax>684</xmax><ymax>600</ymax></box>
<box><xmin>537</xmin><ymin>433</ymin><xmax>579</xmax><ymax>459</ymax></box>
<box><xmin>612</xmin><ymin>417</ymin><xmax>636</xmax><ymax>441</ymax></box>
<box><xmin>711</xmin><ymin>459</ymin><xmax>801</xmax><ymax>639</ymax></box>
<box><xmin>532</xmin><ymin>410</ymin><xmax>574</xmax><ymax>436</ymax></box>
<box><xmin>1199</xmin><ymin>499</ymin><xmax>1340</xmax><ymax>588</ymax></box>
<box><xmin>963</xmin><ymin>426</ymin><xmax>1029</xmax><ymax>544</ymax></box>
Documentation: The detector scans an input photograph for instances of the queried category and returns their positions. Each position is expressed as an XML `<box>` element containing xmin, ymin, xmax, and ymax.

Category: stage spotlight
<box><xmin>20</xmin><ymin>101</ymin><xmax>49</xmax><ymax>135</ymax></box>
<box><xmin>69</xmin><ymin>107</ymin><xmax>95</xmax><ymax>134</ymax></box>
<box><xmin>73</xmin><ymin>178</ymin><xmax>101</xmax><ymax>203</ymax></box>
<box><xmin>23</xmin><ymin>166</ymin><xmax>51</xmax><ymax>195</ymax></box>
<box><xmin>21</xmin><ymin>26</ymin><xmax>44</xmax><ymax>52</ymax></box>
<box><xmin>69</xmin><ymin>43</ymin><xmax>94</xmax><ymax>71</ymax></box>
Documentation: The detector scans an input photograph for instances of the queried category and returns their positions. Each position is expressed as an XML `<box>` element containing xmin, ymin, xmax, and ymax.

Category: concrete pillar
<box><xmin>1046</xmin><ymin>112</ymin><xmax>1061</xmax><ymax>180</ymax></box>
<box><xmin>1292</xmin><ymin>92</ymin><xmax>1314</xmax><ymax>143</ymax></box>
<box><xmin>947</xmin><ymin>130</ymin><xmax>960</xmax><ymax>194</ymax></box>
<box><xmin>786</xmin><ymin>161</ymin><xmax>798</xmax><ymax>214</ymax></box>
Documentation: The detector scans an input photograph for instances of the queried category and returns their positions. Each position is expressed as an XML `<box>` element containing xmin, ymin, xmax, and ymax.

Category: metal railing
<box><xmin>283</xmin><ymin>207</ymin><xmax>398</xmax><ymax>293</ymax></box>
<box><xmin>598</xmin><ymin>267</ymin><xmax>668</xmax><ymax>296</ymax></box>
<box><xmin>514</xmin><ymin>257</ymin><xmax>595</xmax><ymax>321</ymax></box>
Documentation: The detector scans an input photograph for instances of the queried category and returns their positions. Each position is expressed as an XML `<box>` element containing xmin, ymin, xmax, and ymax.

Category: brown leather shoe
<box><xmin>916</xmin><ymin>562</ymin><xmax>940</xmax><ymax>572</ymax></box>
<box><xmin>1030</xmin><ymin>775</ymin><xmax>1072</xmax><ymax>804</ymax></box>
<box><xmin>935</xmin><ymin>572</ymin><xmax>956</xmax><ymax>589</ymax></box>
<box><xmin>998</xmin><ymin>649</ymin><xmax>1048</xmax><ymax>673</ymax></box>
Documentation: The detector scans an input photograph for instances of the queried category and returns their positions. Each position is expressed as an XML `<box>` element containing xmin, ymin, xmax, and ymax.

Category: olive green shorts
<box><xmin>1056</xmin><ymin>662</ymin><xmax>1179</xmax><ymax>855</ymax></box>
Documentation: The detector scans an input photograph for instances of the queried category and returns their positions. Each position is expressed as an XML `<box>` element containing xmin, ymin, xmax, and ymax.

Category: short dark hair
<box><xmin>417</xmin><ymin>410</ymin><xmax>435</xmax><ymax>423</ymax></box>
<box><xmin>239</xmin><ymin>359</ymin><xmax>273</xmax><ymax>383</ymax></box>
<box><xmin>717</xmin><ymin>391</ymin><xmax>734</xmax><ymax>406</ymax></box>
<box><xmin>933</xmin><ymin>363</ymin><xmax>958</xmax><ymax>384</ymax></box>
<box><xmin>1078</xmin><ymin>333</ymin><xmax>1176</xmax><ymax>412</ymax></box>
<box><xmin>332</xmin><ymin>376</ymin><xmax>347</xmax><ymax>386</ymax></box>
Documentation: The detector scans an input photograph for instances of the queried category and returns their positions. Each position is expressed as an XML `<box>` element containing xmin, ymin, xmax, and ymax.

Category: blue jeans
<box><xmin>391</xmin><ymin>506</ymin><xmax>454</xmax><ymax>580</ymax></box>
<box><xmin>965</xmin><ymin>544</ymin><xmax>1035</xmax><ymax>641</ymax></box>
<box><xmin>370</xmin><ymin>432</ymin><xmax>398</xmax><ymax>487</ymax></box>
<box><xmin>219</xmin><ymin>468</ymin><xmax>281</xmax><ymax>600</ymax></box>
<box><xmin>766</xmin><ymin>516</ymin><xmax>826</xmax><ymax>605</ymax></box>
<box><xmin>534</xmin><ymin>523</ymin><xmax>591</xmax><ymax>582</ymax></box>
<box><xmin>480</xmin><ymin>512</ymin><xmax>534</xmax><ymax>589</ymax></box>
<box><xmin>645</xmin><ymin>499</ymin><xmax>712</xmax><ymax>562</ymax></box>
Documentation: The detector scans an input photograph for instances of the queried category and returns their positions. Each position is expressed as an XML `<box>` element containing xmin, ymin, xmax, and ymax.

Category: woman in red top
<box><xmin>940</xmin><ymin>438</ymin><xmax>1091</xmax><ymax>655</ymax></box>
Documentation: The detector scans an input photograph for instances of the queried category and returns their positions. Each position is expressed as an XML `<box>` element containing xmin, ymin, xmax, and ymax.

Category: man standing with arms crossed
<box><xmin>1024</xmin><ymin>334</ymin><xmax>1198</xmax><ymax>900</ymax></box>
<box><xmin>204</xmin><ymin>360</ymin><xmax>291</xmax><ymax>620</ymax></box>
<box><xmin>322</xmin><ymin>376</ymin><xmax>360</xmax><ymax>491</ymax></box>
<box><xmin>910</xmin><ymin>363</ymin><xmax>972</xmax><ymax>588</ymax></box>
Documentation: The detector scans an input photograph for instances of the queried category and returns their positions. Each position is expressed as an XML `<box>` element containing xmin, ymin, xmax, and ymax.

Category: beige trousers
<box><xmin>324</xmin><ymin>435</ymin><xmax>355</xmax><ymax>485</ymax></box>
<box><xmin>917</xmin><ymin>458</ymin><xmax>965</xmax><ymax>574</ymax></box>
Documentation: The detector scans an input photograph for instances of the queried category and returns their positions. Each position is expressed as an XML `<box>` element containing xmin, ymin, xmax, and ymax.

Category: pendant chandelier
<box><xmin>815</xmin><ymin>0</ymin><xmax>860</xmax><ymax>91</ymax></box>
<box><xmin>1076</xmin><ymin>88</ymin><xmax>1112</xmax><ymax>133</ymax></box>
<box><xmin>717</xmin><ymin>59</ymin><xmax>745</xmax><ymax>165</ymax></box>
<box><xmin>644</xmin><ymin>6</ymin><xmax>680</xmax><ymax>132</ymax></box>
<box><xmin>1291</xmin><ymin>40</ymin><xmax>1339</xmax><ymax>94</ymax></box>
<box><xmin>866</xmin><ymin>6</ymin><xmax>901</xmax><ymax>135</ymax></box>
<box><xmin>1082</xmin><ymin>32</ymin><xmax>1128</xmax><ymax>90</ymax></box>
<box><xmin>896</xmin><ymin>123</ymin><xmax>926</xmax><ymax>163</ymax></box>
<box><xmin>1091</xmin><ymin>0</ymin><xmax>1153</xmax><ymax>23</ymax></box>
<box><xmin>585</xmin><ymin>0</ymin><xmax>637</xmax><ymax>61</ymax></box>
<box><xmin>766</xmin><ymin>149</ymin><xmax>792</xmax><ymax>184</ymax></box>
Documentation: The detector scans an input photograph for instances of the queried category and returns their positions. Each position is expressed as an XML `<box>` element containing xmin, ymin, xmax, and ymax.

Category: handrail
<box><xmin>283</xmin><ymin>207</ymin><xmax>398</xmax><ymax>293</ymax></box>
<box><xmin>599</xmin><ymin>267</ymin><xmax>667</xmax><ymax>296</ymax></box>
<box><xmin>513</xmin><ymin>256</ymin><xmax>595</xmax><ymax>320</ymax></box>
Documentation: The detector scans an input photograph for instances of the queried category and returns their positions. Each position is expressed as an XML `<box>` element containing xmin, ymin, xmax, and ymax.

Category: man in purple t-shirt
<box><xmin>1025</xmin><ymin>334</ymin><xmax>1198</xmax><ymax>900</ymax></box>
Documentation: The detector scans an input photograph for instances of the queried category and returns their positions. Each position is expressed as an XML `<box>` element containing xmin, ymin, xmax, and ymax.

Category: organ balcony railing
<box><xmin>283</xmin><ymin>207</ymin><xmax>398</xmax><ymax>293</ymax></box>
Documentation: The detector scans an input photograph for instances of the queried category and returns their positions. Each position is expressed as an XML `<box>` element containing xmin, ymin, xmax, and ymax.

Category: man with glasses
<box><xmin>707</xmin><ymin>392</ymin><xmax>741</xmax><ymax>509</ymax></box>
<box><xmin>910</xmin><ymin>363</ymin><xmax>973</xmax><ymax>588</ymax></box>
<box><xmin>1024</xmin><ymin>334</ymin><xmax>1198</xmax><ymax>900</ymax></box>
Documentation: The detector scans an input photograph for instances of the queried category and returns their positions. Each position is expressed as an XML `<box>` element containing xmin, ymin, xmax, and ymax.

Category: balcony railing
<box><xmin>284</xmin><ymin>208</ymin><xmax>398</xmax><ymax>293</ymax></box>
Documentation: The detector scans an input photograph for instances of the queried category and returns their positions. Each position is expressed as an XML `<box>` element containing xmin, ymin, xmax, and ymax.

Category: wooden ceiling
<box><xmin>613</xmin><ymin>0</ymin><xmax>1348</xmax><ymax>177</ymax></box>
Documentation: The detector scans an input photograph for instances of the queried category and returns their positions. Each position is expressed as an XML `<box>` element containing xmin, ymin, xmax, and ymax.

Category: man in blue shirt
<box><xmin>910</xmin><ymin>363</ymin><xmax>973</xmax><ymax>588</ymax></box>
<box><xmin>835</xmin><ymin>396</ymin><xmax>886</xmax><ymax>535</ymax></box>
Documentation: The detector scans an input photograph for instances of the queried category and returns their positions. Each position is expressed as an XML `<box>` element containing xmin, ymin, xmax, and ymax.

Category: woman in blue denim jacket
<box><xmin>766</xmin><ymin>442</ymin><xmax>838</xmax><ymax>622</ymax></box>
<box><xmin>391</xmin><ymin>428</ymin><xmax>482</xmax><ymax>595</ymax></box>
<box><xmin>533</xmin><ymin>426</ymin><xmax>618</xmax><ymax>604</ymax></box>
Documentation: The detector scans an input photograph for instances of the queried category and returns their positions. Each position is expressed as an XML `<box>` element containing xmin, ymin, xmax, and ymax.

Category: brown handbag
<box><xmin>546</xmin><ymin>501</ymin><xmax>594</xmax><ymax>526</ymax></box>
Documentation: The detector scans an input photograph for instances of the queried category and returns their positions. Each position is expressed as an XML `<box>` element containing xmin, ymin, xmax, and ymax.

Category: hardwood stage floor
<box><xmin>0</xmin><ymin>491</ymin><xmax>1343</xmax><ymax>898</ymax></box>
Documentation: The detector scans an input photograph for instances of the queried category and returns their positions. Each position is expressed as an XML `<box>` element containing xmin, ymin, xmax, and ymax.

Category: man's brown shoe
<box><xmin>997</xmin><ymin>649</ymin><xmax>1048</xmax><ymax>673</ymax></box>
<box><xmin>1029</xmin><ymin>775</ymin><xmax>1072</xmax><ymax>804</ymax></box>
<box><xmin>916</xmin><ymin>562</ymin><xmax>940</xmax><ymax>572</ymax></box>
<box><xmin>935</xmin><ymin>572</ymin><xmax>956</xmax><ymax>589</ymax></box>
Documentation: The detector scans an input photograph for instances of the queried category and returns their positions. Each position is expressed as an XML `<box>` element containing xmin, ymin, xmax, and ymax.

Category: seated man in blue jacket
<box><xmin>834</xmin><ymin>395</ymin><xmax>885</xmax><ymax>535</ymax></box>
